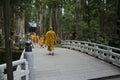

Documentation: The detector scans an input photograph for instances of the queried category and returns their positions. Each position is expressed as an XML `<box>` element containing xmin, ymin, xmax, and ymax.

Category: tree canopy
<box><xmin>0</xmin><ymin>0</ymin><xmax>120</xmax><ymax>48</ymax></box>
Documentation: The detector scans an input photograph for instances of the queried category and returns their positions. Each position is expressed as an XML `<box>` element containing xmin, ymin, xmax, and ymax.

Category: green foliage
<box><xmin>73</xmin><ymin>3</ymin><xmax>82</xmax><ymax>14</ymax></box>
<box><xmin>0</xmin><ymin>0</ymin><xmax>120</xmax><ymax>48</ymax></box>
<box><xmin>78</xmin><ymin>21</ymin><xmax>88</xmax><ymax>29</ymax></box>
<box><xmin>43</xmin><ymin>0</ymin><xmax>62</xmax><ymax>8</ymax></box>
<box><xmin>89</xmin><ymin>19</ymin><xmax>99</xmax><ymax>28</ymax></box>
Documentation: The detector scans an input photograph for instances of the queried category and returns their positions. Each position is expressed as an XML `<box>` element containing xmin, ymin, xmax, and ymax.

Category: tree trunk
<box><xmin>14</xmin><ymin>13</ymin><xmax>25</xmax><ymax>37</ymax></box>
<box><xmin>49</xmin><ymin>8</ymin><xmax>53</xmax><ymax>28</ymax></box>
<box><xmin>55</xmin><ymin>7</ymin><xmax>61</xmax><ymax>38</ymax></box>
<box><xmin>39</xmin><ymin>10</ymin><xmax>43</xmax><ymax>35</ymax></box>
<box><xmin>0</xmin><ymin>7</ymin><xmax>4</xmax><ymax>35</ymax></box>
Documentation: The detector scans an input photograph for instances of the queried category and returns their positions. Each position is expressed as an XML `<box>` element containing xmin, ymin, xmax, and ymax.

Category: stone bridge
<box><xmin>0</xmin><ymin>40</ymin><xmax>120</xmax><ymax>80</ymax></box>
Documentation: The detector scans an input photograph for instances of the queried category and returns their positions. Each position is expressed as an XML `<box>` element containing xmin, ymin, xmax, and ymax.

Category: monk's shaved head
<box><xmin>49</xmin><ymin>27</ymin><xmax>53</xmax><ymax>30</ymax></box>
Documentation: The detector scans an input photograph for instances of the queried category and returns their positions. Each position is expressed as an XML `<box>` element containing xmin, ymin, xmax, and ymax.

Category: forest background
<box><xmin>0</xmin><ymin>0</ymin><xmax>120</xmax><ymax>48</ymax></box>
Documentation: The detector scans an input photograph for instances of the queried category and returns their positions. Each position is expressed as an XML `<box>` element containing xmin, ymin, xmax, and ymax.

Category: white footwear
<box><xmin>51</xmin><ymin>51</ymin><xmax>54</xmax><ymax>55</ymax></box>
<box><xmin>48</xmin><ymin>51</ymin><xmax>52</xmax><ymax>55</ymax></box>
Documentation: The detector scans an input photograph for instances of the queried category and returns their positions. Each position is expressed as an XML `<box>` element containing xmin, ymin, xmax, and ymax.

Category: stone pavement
<box><xmin>33</xmin><ymin>47</ymin><xmax>120</xmax><ymax>80</ymax></box>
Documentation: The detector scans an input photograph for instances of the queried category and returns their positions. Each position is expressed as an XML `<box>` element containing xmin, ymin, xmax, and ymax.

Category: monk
<box><xmin>39</xmin><ymin>35</ymin><xmax>45</xmax><ymax>47</ymax></box>
<box><xmin>30</xmin><ymin>33</ymin><xmax>39</xmax><ymax>48</ymax></box>
<box><xmin>31</xmin><ymin>34</ymin><xmax>37</xmax><ymax>43</ymax></box>
<box><xmin>45</xmin><ymin>27</ymin><xmax>57</xmax><ymax>55</ymax></box>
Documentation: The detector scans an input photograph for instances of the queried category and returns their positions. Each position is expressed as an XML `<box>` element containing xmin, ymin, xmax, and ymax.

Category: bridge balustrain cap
<box><xmin>25</xmin><ymin>40</ymin><xmax>32</xmax><ymax>52</ymax></box>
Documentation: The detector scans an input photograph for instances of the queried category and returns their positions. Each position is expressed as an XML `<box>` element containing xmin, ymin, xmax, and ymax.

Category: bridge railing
<box><xmin>61</xmin><ymin>40</ymin><xmax>120</xmax><ymax>67</ymax></box>
<box><xmin>0</xmin><ymin>49</ymin><xmax>29</xmax><ymax>80</ymax></box>
<box><xmin>0</xmin><ymin>59</ymin><xmax>29</xmax><ymax>80</ymax></box>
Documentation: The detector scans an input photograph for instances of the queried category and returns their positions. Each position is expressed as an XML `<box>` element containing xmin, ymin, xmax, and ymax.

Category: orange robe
<box><xmin>45</xmin><ymin>30</ymin><xmax>57</xmax><ymax>51</ymax></box>
<box><xmin>39</xmin><ymin>37</ymin><xmax>44</xmax><ymax>46</ymax></box>
<box><xmin>31</xmin><ymin>35</ymin><xmax>37</xmax><ymax>43</ymax></box>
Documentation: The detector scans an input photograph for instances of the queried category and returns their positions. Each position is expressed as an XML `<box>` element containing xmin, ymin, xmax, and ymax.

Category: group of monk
<box><xmin>30</xmin><ymin>27</ymin><xmax>57</xmax><ymax>55</ymax></box>
<box><xmin>30</xmin><ymin>34</ymin><xmax>45</xmax><ymax>48</ymax></box>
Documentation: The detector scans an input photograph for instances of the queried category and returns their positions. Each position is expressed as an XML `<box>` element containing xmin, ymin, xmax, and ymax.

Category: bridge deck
<box><xmin>33</xmin><ymin>47</ymin><xmax>120</xmax><ymax>80</ymax></box>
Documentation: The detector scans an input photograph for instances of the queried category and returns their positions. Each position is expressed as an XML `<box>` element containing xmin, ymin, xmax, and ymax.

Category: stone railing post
<box><xmin>106</xmin><ymin>48</ymin><xmax>112</xmax><ymax>62</ymax></box>
<box><xmin>25</xmin><ymin>39</ymin><xmax>34</xmax><ymax>80</ymax></box>
<box><xmin>0</xmin><ymin>69</ymin><xmax>4</xmax><ymax>80</ymax></box>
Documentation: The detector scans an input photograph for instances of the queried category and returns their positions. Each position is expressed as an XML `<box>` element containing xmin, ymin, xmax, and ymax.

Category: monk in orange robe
<box><xmin>45</xmin><ymin>27</ymin><xmax>57</xmax><ymax>55</ymax></box>
<box><xmin>31</xmin><ymin>34</ymin><xmax>37</xmax><ymax>43</ymax></box>
<box><xmin>39</xmin><ymin>35</ymin><xmax>45</xmax><ymax>47</ymax></box>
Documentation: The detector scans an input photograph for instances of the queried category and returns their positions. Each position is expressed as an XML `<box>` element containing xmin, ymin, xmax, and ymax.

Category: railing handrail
<box><xmin>63</xmin><ymin>40</ymin><xmax>120</xmax><ymax>51</ymax></box>
<box><xmin>0</xmin><ymin>59</ymin><xmax>29</xmax><ymax>80</ymax></box>
<box><xmin>16</xmin><ymin>49</ymin><xmax>25</xmax><ymax>71</ymax></box>
<box><xmin>20</xmin><ymin>49</ymin><xmax>25</xmax><ymax>59</ymax></box>
<box><xmin>0</xmin><ymin>49</ymin><xmax>29</xmax><ymax>80</ymax></box>
<box><xmin>61</xmin><ymin>40</ymin><xmax>120</xmax><ymax>67</ymax></box>
<box><xmin>0</xmin><ymin>59</ymin><xmax>27</xmax><ymax>69</ymax></box>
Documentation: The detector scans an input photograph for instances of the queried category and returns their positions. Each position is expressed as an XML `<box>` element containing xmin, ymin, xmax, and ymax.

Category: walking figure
<box><xmin>45</xmin><ymin>27</ymin><xmax>57</xmax><ymax>55</ymax></box>
<box><xmin>39</xmin><ymin>35</ymin><xmax>45</xmax><ymax>48</ymax></box>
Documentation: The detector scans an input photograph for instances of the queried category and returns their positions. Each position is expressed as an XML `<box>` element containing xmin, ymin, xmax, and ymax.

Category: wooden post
<box><xmin>3</xmin><ymin>0</ymin><xmax>14</xmax><ymax>80</ymax></box>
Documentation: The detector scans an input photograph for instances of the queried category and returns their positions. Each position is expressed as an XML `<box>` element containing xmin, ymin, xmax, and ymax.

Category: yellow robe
<box><xmin>31</xmin><ymin>35</ymin><xmax>37</xmax><ymax>43</ymax></box>
<box><xmin>39</xmin><ymin>37</ymin><xmax>44</xmax><ymax>46</ymax></box>
<box><xmin>45</xmin><ymin>30</ymin><xmax>57</xmax><ymax>51</ymax></box>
